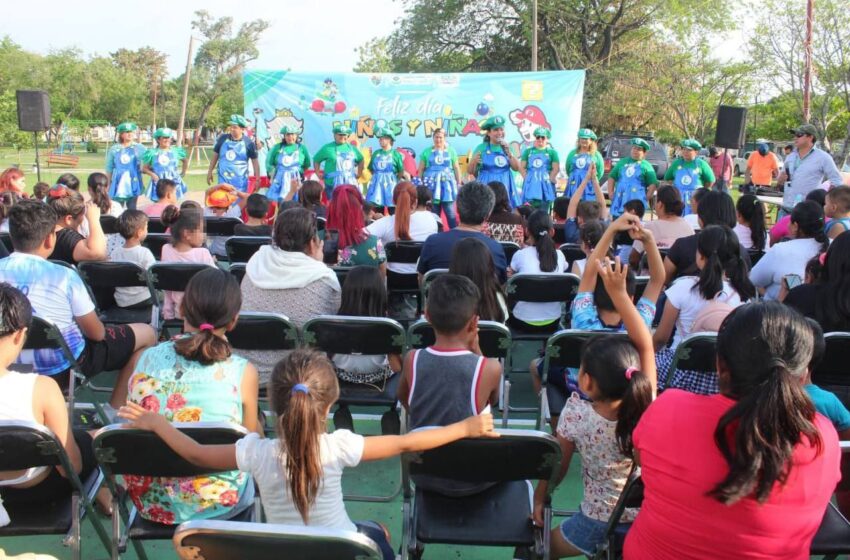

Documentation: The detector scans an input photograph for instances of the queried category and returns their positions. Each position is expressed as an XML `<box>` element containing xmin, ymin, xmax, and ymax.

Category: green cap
<box><xmin>790</xmin><ymin>124</ymin><xmax>818</xmax><ymax>138</ymax></box>
<box><xmin>577</xmin><ymin>128</ymin><xmax>597</xmax><ymax>140</ymax></box>
<box><xmin>280</xmin><ymin>125</ymin><xmax>300</xmax><ymax>135</ymax></box>
<box><xmin>153</xmin><ymin>127</ymin><xmax>175</xmax><ymax>139</ymax></box>
<box><xmin>630</xmin><ymin>138</ymin><xmax>651</xmax><ymax>151</ymax></box>
<box><xmin>229</xmin><ymin>114</ymin><xmax>248</xmax><ymax>128</ymax></box>
<box><xmin>680</xmin><ymin>138</ymin><xmax>702</xmax><ymax>150</ymax></box>
<box><xmin>116</xmin><ymin>122</ymin><xmax>137</xmax><ymax>134</ymax></box>
<box><xmin>375</xmin><ymin>127</ymin><xmax>394</xmax><ymax>140</ymax></box>
<box><xmin>481</xmin><ymin>115</ymin><xmax>506</xmax><ymax>131</ymax></box>
<box><xmin>333</xmin><ymin>124</ymin><xmax>353</xmax><ymax>135</ymax></box>
<box><xmin>533</xmin><ymin>127</ymin><xmax>551</xmax><ymax>139</ymax></box>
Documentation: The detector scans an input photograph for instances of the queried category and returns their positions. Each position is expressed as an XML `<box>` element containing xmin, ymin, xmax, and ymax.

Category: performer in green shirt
<box><xmin>313</xmin><ymin>124</ymin><xmax>364</xmax><ymax>200</ymax></box>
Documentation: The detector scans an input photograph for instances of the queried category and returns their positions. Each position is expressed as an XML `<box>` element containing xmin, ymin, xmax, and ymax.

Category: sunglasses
<box><xmin>535</xmin><ymin>136</ymin><xmax>547</xmax><ymax>140</ymax></box>
<box><xmin>794</xmin><ymin>133</ymin><xmax>810</xmax><ymax>138</ymax></box>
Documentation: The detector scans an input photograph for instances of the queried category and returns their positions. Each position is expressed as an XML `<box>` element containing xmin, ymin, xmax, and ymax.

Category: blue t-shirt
<box><xmin>570</xmin><ymin>291</ymin><xmax>656</xmax><ymax>331</ymax></box>
<box><xmin>417</xmin><ymin>229</ymin><xmax>507</xmax><ymax>283</ymax></box>
<box><xmin>0</xmin><ymin>253</ymin><xmax>94</xmax><ymax>374</ymax></box>
<box><xmin>806</xmin><ymin>384</ymin><xmax>850</xmax><ymax>432</ymax></box>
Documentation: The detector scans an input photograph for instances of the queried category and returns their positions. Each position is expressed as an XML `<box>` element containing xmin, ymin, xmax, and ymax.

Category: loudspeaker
<box><xmin>714</xmin><ymin>105</ymin><xmax>747</xmax><ymax>149</ymax></box>
<box><xmin>16</xmin><ymin>90</ymin><xmax>51</xmax><ymax>132</ymax></box>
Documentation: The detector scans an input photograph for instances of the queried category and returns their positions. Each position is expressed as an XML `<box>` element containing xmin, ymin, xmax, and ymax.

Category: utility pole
<box><xmin>177</xmin><ymin>35</ymin><xmax>195</xmax><ymax>146</ymax></box>
<box><xmin>802</xmin><ymin>0</ymin><xmax>814</xmax><ymax>123</ymax></box>
<box><xmin>531</xmin><ymin>0</ymin><xmax>538</xmax><ymax>71</ymax></box>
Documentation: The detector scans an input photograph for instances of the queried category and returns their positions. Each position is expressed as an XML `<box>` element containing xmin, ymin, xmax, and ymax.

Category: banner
<box><xmin>243</xmin><ymin>70</ymin><xmax>585</xmax><ymax>176</ymax></box>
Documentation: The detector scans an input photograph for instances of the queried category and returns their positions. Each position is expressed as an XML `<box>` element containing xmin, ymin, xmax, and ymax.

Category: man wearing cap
<box><xmin>206</xmin><ymin>114</ymin><xmax>260</xmax><ymax>193</ymax></box>
<box><xmin>663</xmin><ymin>139</ymin><xmax>715</xmax><ymax>215</ymax></box>
<box><xmin>607</xmin><ymin>138</ymin><xmax>658</xmax><ymax>217</ymax></box>
<box><xmin>366</xmin><ymin>128</ymin><xmax>406</xmax><ymax>209</ymax></box>
<box><xmin>520</xmin><ymin>126</ymin><xmax>559</xmax><ymax>208</ymax></box>
<box><xmin>468</xmin><ymin>115</ymin><xmax>521</xmax><ymax>208</ymax></box>
<box><xmin>142</xmin><ymin>128</ymin><xmax>188</xmax><ymax>201</ymax></box>
<box><xmin>744</xmin><ymin>141</ymin><xmax>780</xmax><ymax>195</ymax></box>
<box><xmin>106</xmin><ymin>122</ymin><xmax>146</xmax><ymax>210</ymax></box>
<box><xmin>565</xmin><ymin>128</ymin><xmax>605</xmax><ymax>200</ymax></box>
<box><xmin>266</xmin><ymin>125</ymin><xmax>311</xmax><ymax>203</ymax></box>
<box><xmin>313</xmin><ymin>124</ymin><xmax>365</xmax><ymax>200</ymax></box>
<box><xmin>778</xmin><ymin>124</ymin><xmax>844</xmax><ymax>209</ymax></box>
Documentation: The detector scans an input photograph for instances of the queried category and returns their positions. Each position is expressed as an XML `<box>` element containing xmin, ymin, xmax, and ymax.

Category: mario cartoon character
<box><xmin>509</xmin><ymin>105</ymin><xmax>552</xmax><ymax>150</ymax></box>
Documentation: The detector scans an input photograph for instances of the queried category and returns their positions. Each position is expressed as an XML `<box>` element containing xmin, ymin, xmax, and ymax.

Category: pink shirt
<box><xmin>709</xmin><ymin>153</ymin><xmax>733</xmax><ymax>182</ymax></box>
<box><xmin>625</xmin><ymin>390</ymin><xmax>839</xmax><ymax>560</ymax></box>
<box><xmin>160</xmin><ymin>244</ymin><xmax>216</xmax><ymax>320</ymax></box>
<box><xmin>143</xmin><ymin>202</ymin><xmax>173</xmax><ymax>218</ymax></box>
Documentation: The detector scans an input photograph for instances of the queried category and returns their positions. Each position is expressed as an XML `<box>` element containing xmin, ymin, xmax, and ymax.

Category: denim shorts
<box><xmin>355</xmin><ymin>520</ymin><xmax>394</xmax><ymax>560</ymax></box>
<box><xmin>559</xmin><ymin>511</ymin><xmax>631</xmax><ymax>557</ymax></box>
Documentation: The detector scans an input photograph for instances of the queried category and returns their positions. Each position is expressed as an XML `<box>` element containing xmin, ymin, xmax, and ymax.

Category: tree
<box><xmin>111</xmin><ymin>47</ymin><xmax>169</xmax><ymax>127</ymax></box>
<box><xmin>188</xmin><ymin>10</ymin><xmax>270</xmax><ymax>143</ymax></box>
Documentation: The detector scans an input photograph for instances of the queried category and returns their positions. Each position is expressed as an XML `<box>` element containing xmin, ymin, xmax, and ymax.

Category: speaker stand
<box><xmin>32</xmin><ymin>131</ymin><xmax>41</xmax><ymax>183</ymax></box>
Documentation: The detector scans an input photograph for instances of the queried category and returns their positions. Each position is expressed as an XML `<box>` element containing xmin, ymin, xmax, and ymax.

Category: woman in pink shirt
<box><xmin>625</xmin><ymin>301</ymin><xmax>840</xmax><ymax>560</ymax></box>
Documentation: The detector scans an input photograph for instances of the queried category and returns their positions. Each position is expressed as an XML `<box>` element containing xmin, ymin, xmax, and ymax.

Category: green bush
<box><xmin>86</xmin><ymin>141</ymin><xmax>98</xmax><ymax>153</ymax></box>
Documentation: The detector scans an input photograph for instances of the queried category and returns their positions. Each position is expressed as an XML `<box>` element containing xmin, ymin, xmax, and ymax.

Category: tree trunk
<box><xmin>193</xmin><ymin>102</ymin><xmax>214</xmax><ymax>147</ymax></box>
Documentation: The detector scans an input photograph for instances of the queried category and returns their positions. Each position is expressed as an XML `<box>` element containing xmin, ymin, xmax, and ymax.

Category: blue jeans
<box><xmin>432</xmin><ymin>201</ymin><xmax>458</xmax><ymax>229</ymax></box>
<box><xmin>355</xmin><ymin>521</ymin><xmax>394</xmax><ymax>560</ymax></box>
<box><xmin>559</xmin><ymin>511</ymin><xmax>631</xmax><ymax>556</ymax></box>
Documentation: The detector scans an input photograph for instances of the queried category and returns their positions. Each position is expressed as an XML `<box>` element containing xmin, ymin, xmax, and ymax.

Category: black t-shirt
<box><xmin>50</xmin><ymin>228</ymin><xmax>85</xmax><ymax>265</ymax></box>
<box><xmin>668</xmin><ymin>233</ymin><xmax>752</xmax><ymax>279</ymax></box>
<box><xmin>233</xmin><ymin>223</ymin><xmax>272</xmax><ymax>237</ymax></box>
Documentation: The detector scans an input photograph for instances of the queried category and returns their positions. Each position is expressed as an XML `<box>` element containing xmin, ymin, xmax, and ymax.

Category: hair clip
<box><xmin>48</xmin><ymin>185</ymin><xmax>69</xmax><ymax>199</ymax></box>
<box><xmin>624</xmin><ymin>367</ymin><xmax>638</xmax><ymax>380</ymax></box>
<box><xmin>292</xmin><ymin>383</ymin><xmax>309</xmax><ymax>395</ymax></box>
<box><xmin>538</xmin><ymin>230</ymin><xmax>548</xmax><ymax>236</ymax></box>
<box><xmin>820</xmin><ymin>252</ymin><xmax>827</xmax><ymax>266</ymax></box>
<box><xmin>198</xmin><ymin>323</ymin><xmax>215</xmax><ymax>332</ymax></box>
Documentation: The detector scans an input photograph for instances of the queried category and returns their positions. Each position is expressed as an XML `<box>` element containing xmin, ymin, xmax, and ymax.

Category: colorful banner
<box><xmin>243</xmin><ymin>70</ymin><xmax>585</xmax><ymax>176</ymax></box>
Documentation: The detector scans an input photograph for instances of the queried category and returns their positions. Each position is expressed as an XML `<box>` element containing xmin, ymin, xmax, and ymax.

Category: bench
<box><xmin>46</xmin><ymin>152</ymin><xmax>80</xmax><ymax>167</ymax></box>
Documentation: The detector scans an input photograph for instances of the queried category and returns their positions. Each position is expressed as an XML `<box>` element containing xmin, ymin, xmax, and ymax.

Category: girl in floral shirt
<box><xmin>124</xmin><ymin>268</ymin><xmax>260</xmax><ymax>525</ymax></box>
<box><xmin>532</xmin><ymin>256</ymin><xmax>656</xmax><ymax>558</ymax></box>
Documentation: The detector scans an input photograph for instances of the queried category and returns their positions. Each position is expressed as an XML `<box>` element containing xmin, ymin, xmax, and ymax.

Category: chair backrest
<box><xmin>146</xmin><ymin>219</ymin><xmax>168</xmax><ymax>234</ymax></box>
<box><xmin>332</xmin><ymin>266</ymin><xmax>354</xmax><ymax>288</ymax></box>
<box><xmin>544</xmin><ymin>329</ymin><xmax>629</xmax><ymax>369</ymax></box>
<box><xmin>812</xmin><ymin>332</ymin><xmax>850</xmax><ymax>388</ymax></box>
<box><xmin>639</xmin><ymin>247</ymin><xmax>670</xmax><ymax>272</ymax></box>
<box><xmin>748</xmin><ymin>248</ymin><xmax>765</xmax><ymax>266</ymax></box>
<box><xmin>228</xmin><ymin>312</ymin><xmax>300</xmax><ymax>352</ymax></box>
<box><xmin>148</xmin><ymin>262</ymin><xmax>214</xmax><ymax>293</ymax></box>
<box><xmin>405</xmin><ymin>430</ymin><xmax>561</xmax><ymax>487</ymax></box>
<box><xmin>506</xmin><ymin>273</ymin><xmax>580</xmax><ymax>305</ymax></box>
<box><xmin>94</xmin><ymin>422</ymin><xmax>248</xmax><ymax>477</ymax></box>
<box><xmin>143</xmin><ymin>233</ymin><xmax>171</xmax><ymax>260</ymax></box>
<box><xmin>0</xmin><ymin>232</ymin><xmax>12</xmax><ymax>253</ymax></box>
<box><xmin>559</xmin><ymin>243</ymin><xmax>585</xmax><ymax>268</ymax></box>
<box><xmin>78</xmin><ymin>260</ymin><xmax>150</xmax><ymax>311</ymax></box>
<box><xmin>0</xmin><ymin>420</ymin><xmax>67</xmax><ymax>471</ymax></box>
<box><xmin>420</xmin><ymin>268</ymin><xmax>448</xmax><ymax>301</ymax></box>
<box><xmin>100</xmin><ymin>215</ymin><xmax>119</xmax><ymax>235</ymax></box>
<box><xmin>385</xmin><ymin>241</ymin><xmax>423</xmax><ymax>264</ymax></box>
<box><xmin>407</xmin><ymin>319</ymin><xmax>511</xmax><ymax>359</ymax></box>
<box><xmin>302</xmin><ymin>316</ymin><xmax>406</xmax><ymax>357</ymax></box>
<box><xmin>22</xmin><ymin>315</ymin><xmax>75</xmax><ymax>357</ymax></box>
<box><xmin>173</xmin><ymin>520</ymin><xmax>382</xmax><ymax>560</ymax></box>
<box><xmin>499</xmin><ymin>241</ymin><xmax>521</xmax><ymax>264</ymax></box>
<box><xmin>316</xmin><ymin>216</ymin><xmax>327</xmax><ymax>232</ymax></box>
<box><xmin>205</xmin><ymin>217</ymin><xmax>242</xmax><ymax>237</ymax></box>
<box><xmin>669</xmin><ymin>332</ymin><xmax>718</xmax><ymax>373</ymax></box>
<box><xmin>225</xmin><ymin>236</ymin><xmax>271</xmax><ymax>263</ymax></box>
<box><xmin>229</xmin><ymin>263</ymin><xmax>247</xmax><ymax>284</ymax></box>
<box><xmin>633</xmin><ymin>275</ymin><xmax>649</xmax><ymax>303</ymax></box>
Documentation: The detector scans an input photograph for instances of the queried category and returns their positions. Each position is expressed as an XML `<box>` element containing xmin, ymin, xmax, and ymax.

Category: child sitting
<box><xmin>46</xmin><ymin>185</ymin><xmax>107</xmax><ymax>265</ymax></box>
<box><xmin>397</xmin><ymin>274</ymin><xmax>502</xmax><ymax>496</ymax></box>
<box><xmin>824</xmin><ymin>185</ymin><xmax>850</xmax><ymax>239</ymax></box>
<box><xmin>562</xmin><ymin>165</ymin><xmax>608</xmax><ymax>244</ymax></box>
<box><xmin>109</xmin><ymin>210</ymin><xmax>156</xmax><ymax>308</ymax></box>
<box><xmin>683</xmin><ymin>187</ymin><xmax>708</xmax><ymax>230</ymax></box>
<box><xmin>532</xmin><ymin>257</ymin><xmax>656</xmax><ymax>557</ymax></box>
<box><xmin>450</xmin><ymin>237</ymin><xmax>508</xmax><ymax>323</ymax></box>
<box><xmin>734</xmin><ymin>194</ymin><xmax>768</xmax><ymax>251</ymax></box>
<box><xmin>204</xmin><ymin>185</ymin><xmax>246</xmax><ymax>257</ymax></box>
<box><xmin>160</xmin><ymin>205</ymin><xmax>215</xmax><ymax>320</ymax></box>
<box><xmin>234</xmin><ymin>194</ymin><xmax>272</xmax><ymax>237</ymax></box>
<box><xmin>571</xmin><ymin>220</ymin><xmax>606</xmax><ymax>277</ymax></box>
<box><xmin>119</xmin><ymin>349</ymin><xmax>496</xmax><ymax>560</ymax></box>
<box><xmin>143</xmin><ymin>179</ymin><xmax>180</xmax><ymax>218</ymax></box>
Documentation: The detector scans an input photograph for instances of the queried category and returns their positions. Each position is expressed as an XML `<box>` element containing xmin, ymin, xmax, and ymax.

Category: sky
<box><xmin>0</xmin><ymin>0</ymin><xmax>405</xmax><ymax>77</ymax></box>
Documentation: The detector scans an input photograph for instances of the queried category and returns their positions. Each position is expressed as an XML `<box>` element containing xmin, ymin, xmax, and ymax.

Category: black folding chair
<box><xmin>0</xmin><ymin>420</ymin><xmax>111</xmax><ymax>560</ymax></box>
<box><xmin>559</xmin><ymin>243</ymin><xmax>585</xmax><ymax>269</ymax></box>
<box><xmin>638</xmin><ymin>247</ymin><xmax>669</xmax><ymax>273</ymax></box>
<box><xmin>407</xmin><ymin>319</ymin><xmax>512</xmax><ymax>426</ymax></box>
<box><xmin>317</xmin><ymin>216</ymin><xmax>327</xmax><ymax>233</ymax></box>
<box><xmin>665</xmin><ymin>332</ymin><xmax>718</xmax><ymax>391</ymax></box>
<box><xmin>148</xmin><ymin>262</ymin><xmax>215</xmax><ymax>337</ymax></box>
<box><xmin>229</xmin><ymin>263</ymin><xmax>247</xmax><ymax>283</ymax></box>
<box><xmin>593</xmin><ymin>469</ymin><xmax>644</xmax><ymax>560</ymax></box>
<box><xmin>302</xmin><ymin>315</ymin><xmax>406</xmax><ymax>502</ymax></box>
<box><xmin>419</xmin><ymin>268</ymin><xmax>448</xmax><ymax>308</ymax></box>
<box><xmin>225</xmin><ymin>236</ymin><xmax>271</xmax><ymax>263</ymax></box>
<box><xmin>748</xmin><ymin>248</ymin><xmax>766</xmax><ymax>267</ymax></box>
<box><xmin>812</xmin><ymin>332</ymin><xmax>850</xmax><ymax>410</ymax></box>
<box><xmin>0</xmin><ymin>231</ymin><xmax>12</xmax><ymax>253</ymax></box>
<box><xmin>401</xmin><ymin>430</ymin><xmax>561</xmax><ymax>560</ymax></box>
<box><xmin>100</xmin><ymin>215</ymin><xmax>119</xmax><ymax>235</ymax></box>
<box><xmin>810</xmin><ymin>441</ymin><xmax>850</xmax><ymax>560</ymax></box>
<box><xmin>146</xmin><ymin>219</ymin><xmax>167</xmax><ymax>234</ymax></box>
<box><xmin>77</xmin><ymin>261</ymin><xmax>153</xmax><ymax>325</ymax></box>
<box><xmin>332</xmin><ymin>266</ymin><xmax>354</xmax><ymax>288</ymax></box>
<box><xmin>385</xmin><ymin>241</ymin><xmax>424</xmax><ymax>312</ymax></box>
<box><xmin>93</xmin><ymin>422</ymin><xmax>255</xmax><ymax>560</ymax></box>
<box><xmin>173</xmin><ymin>520</ymin><xmax>383</xmax><ymax>560</ymax></box>
<box><xmin>204</xmin><ymin>217</ymin><xmax>242</xmax><ymax>237</ymax></box>
<box><xmin>500</xmin><ymin>241</ymin><xmax>521</xmax><ymax>265</ymax></box>
<box><xmin>142</xmin><ymin>233</ymin><xmax>170</xmax><ymax>260</ymax></box>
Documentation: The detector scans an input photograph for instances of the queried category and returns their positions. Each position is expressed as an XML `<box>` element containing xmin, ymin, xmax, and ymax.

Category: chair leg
<box><xmin>69</xmin><ymin>493</ymin><xmax>81</xmax><ymax>560</ymax></box>
<box><xmin>111</xmin><ymin>493</ymin><xmax>121</xmax><ymax>560</ymax></box>
<box><xmin>501</xmin><ymin>380</ymin><xmax>511</xmax><ymax>428</ymax></box>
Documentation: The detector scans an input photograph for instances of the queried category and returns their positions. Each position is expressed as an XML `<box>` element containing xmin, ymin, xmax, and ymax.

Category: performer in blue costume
<box><xmin>564</xmin><ymin>128</ymin><xmax>605</xmax><ymax>200</ymax></box>
<box><xmin>206</xmin><ymin>114</ymin><xmax>260</xmax><ymax>193</ymax></box>
<box><xmin>606</xmin><ymin>137</ymin><xmax>659</xmax><ymax>217</ymax></box>
<box><xmin>520</xmin><ymin>126</ymin><xmax>559</xmax><ymax>209</ymax></box>
<box><xmin>105</xmin><ymin>122</ymin><xmax>146</xmax><ymax>210</ymax></box>
<box><xmin>313</xmin><ymin>124</ymin><xmax>365</xmax><ymax>201</ymax></box>
<box><xmin>366</xmin><ymin>128</ymin><xmax>406</xmax><ymax>210</ymax></box>
<box><xmin>142</xmin><ymin>128</ymin><xmax>188</xmax><ymax>201</ymax></box>
<box><xmin>266</xmin><ymin>124</ymin><xmax>311</xmax><ymax>203</ymax></box>
<box><xmin>663</xmin><ymin>138</ymin><xmax>715</xmax><ymax>216</ymax></box>
<box><xmin>468</xmin><ymin>115</ymin><xmax>520</xmax><ymax>208</ymax></box>
<box><xmin>418</xmin><ymin>127</ymin><xmax>461</xmax><ymax>228</ymax></box>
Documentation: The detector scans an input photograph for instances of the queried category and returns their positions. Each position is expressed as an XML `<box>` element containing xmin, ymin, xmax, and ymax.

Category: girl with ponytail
<box><xmin>625</xmin><ymin>302</ymin><xmax>840</xmax><ymax>559</ymax></box>
<box><xmin>366</xmin><ymin>181</ymin><xmax>438</xmax><ymax>275</ymax></box>
<box><xmin>654</xmin><ymin>225</ymin><xmax>753</xmax><ymax>390</ymax></box>
<box><xmin>120</xmin><ymin>267</ymin><xmax>261</xmax><ymax>526</ymax></box>
<box><xmin>734</xmin><ymin>194</ymin><xmax>767</xmax><ymax>251</ymax></box>
<box><xmin>159</xmin><ymin>204</ymin><xmax>215</xmax><ymax>320</ymax></box>
<box><xmin>119</xmin><ymin>348</ymin><xmax>496</xmax><ymax>560</ymax></box>
<box><xmin>532</xmin><ymin>257</ymin><xmax>656</xmax><ymax>558</ymax></box>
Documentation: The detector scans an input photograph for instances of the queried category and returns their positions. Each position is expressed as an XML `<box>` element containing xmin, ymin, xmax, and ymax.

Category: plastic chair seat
<box><xmin>128</xmin><ymin>504</ymin><xmax>254</xmax><ymax>541</ymax></box>
<box><xmin>810</xmin><ymin>503</ymin><xmax>850</xmax><ymax>555</ymax></box>
<box><xmin>100</xmin><ymin>305</ymin><xmax>153</xmax><ymax>325</ymax></box>
<box><xmin>415</xmin><ymin>480</ymin><xmax>534</xmax><ymax>546</ymax></box>
<box><xmin>337</xmin><ymin>374</ymin><xmax>400</xmax><ymax>407</ymax></box>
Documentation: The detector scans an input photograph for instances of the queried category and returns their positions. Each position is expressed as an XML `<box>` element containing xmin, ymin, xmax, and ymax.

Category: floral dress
<box><xmin>337</xmin><ymin>232</ymin><xmax>386</xmax><ymax>268</ymax></box>
<box><xmin>124</xmin><ymin>340</ymin><xmax>249</xmax><ymax>525</ymax></box>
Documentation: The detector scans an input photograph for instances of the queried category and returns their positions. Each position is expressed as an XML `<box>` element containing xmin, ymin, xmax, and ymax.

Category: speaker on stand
<box><xmin>16</xmin><ymin>90</ymin><xmax>51</xmax><ymax>182</ymax></box>
<box><xmin>714</xmin><ymin>105</ymin><xmax>748</xmax><ymax>192</ymax></box>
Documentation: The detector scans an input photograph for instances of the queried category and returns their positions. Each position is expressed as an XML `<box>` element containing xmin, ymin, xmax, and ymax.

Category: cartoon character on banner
<box><xmin>310</xmin><ymin>78</ymin><xmax>347</xmax><ymax>115</ymax></box>
<box><xmin>509</xmin><ymin>105</ymin><xmax>552</xmax><ymax>152</ymax></box>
